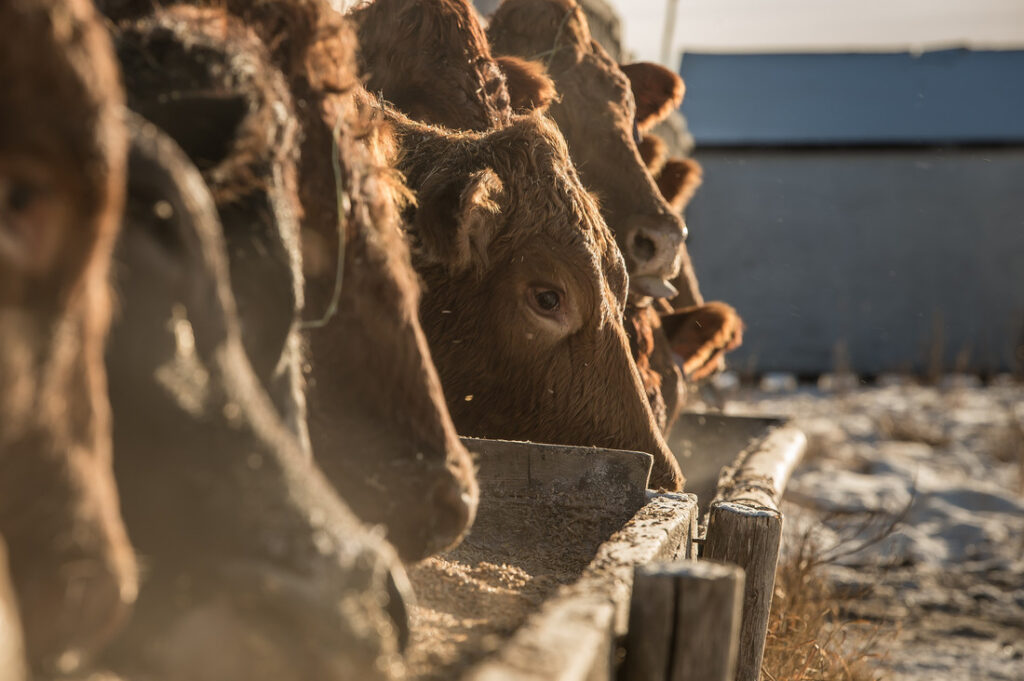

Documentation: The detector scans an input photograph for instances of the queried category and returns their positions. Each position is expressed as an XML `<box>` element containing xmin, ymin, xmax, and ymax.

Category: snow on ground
<box><xmin>710</xmin><ymin>376</ymin><xmax>1024</xmax><ymax>681</ymax></box>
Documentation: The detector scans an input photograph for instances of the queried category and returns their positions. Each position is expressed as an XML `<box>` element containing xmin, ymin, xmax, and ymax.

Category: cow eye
<box><xmin>1</xmin><ymin>178</ymin><xmax>41</xmax><ymax>215</ymax></box>
<box><xmin>631</xmin><ymin>118</ymin><xmax>642</xmax><ymax>146</ymax></box>
<box><xmin>535</xmin><ymin>289</ymin><xmax>560</xmax><ymax>311</ymax></box>
<box><xmin>527</xmin><ymin>285</ymin><xmax>564</xmax><ymax>319</ymax></box>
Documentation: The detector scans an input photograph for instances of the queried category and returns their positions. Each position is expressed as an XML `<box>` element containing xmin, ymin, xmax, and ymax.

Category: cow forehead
<box><xmin>495</xmin><ymin>160</ymin><xmax>626</xmax><ymax>322</ymax></box>
<box><xmin>576</xmin><ymin>52</ymin><xmax>634</xmax><ymax>119</ymax></box>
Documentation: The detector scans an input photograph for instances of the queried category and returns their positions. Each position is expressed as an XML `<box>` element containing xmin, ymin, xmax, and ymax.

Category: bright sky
<box><xmin>606</xmin><ymin>0</ymin><xmax>1024</xmax><ymax>63</ymax></box>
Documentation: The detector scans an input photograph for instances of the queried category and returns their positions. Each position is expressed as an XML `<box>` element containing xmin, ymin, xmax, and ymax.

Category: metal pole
<box><xmin>660</xmin><ymin>0</ymin><xmax>680</xmax><ymax>67</ymax></box>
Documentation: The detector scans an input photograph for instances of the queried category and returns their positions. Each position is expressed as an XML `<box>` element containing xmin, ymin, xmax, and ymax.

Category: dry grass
<box><xmin>761</xmin><ymin>531</ymin><xmax>885</xmax><ymax>681</ymax></box>
<box><xmin>877</xmin><ymin>412</ymin><xmax>949</xmax><ymax>447</ymax></box>
<box><xmin>988</xmin><ymin>415</ymin><xmax>1024</xmax><ymax>495</ymax></box>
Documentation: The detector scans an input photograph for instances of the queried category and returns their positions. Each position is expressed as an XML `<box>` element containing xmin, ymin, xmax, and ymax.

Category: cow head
<box><xmin>352</xmin><ymin>0</ymin><xmax>513</xmax><ymax>130</ymax></box>
<box><xmin>114</xmin><ymin>6</ymin><xmax>310</xmax><ymax>450</ymax></box>
<box><xmin>352</xmin><ymin>0</ymin><xmax>556</xmax><ymax>131</ymax></box>
<box><xmin>488</xmin><ymin>0</ymin><xmax>702</xmax><ymax>306</ymax></box>
<box><xmin>222</xmin><ymin>3</ymin><xmax>480</xmax><ymax>562</ymax></box>
<box><xmin>392</xmin><ymin>112</ymin><xmax>685</xmax><ymax>490</ymax></box>
<box><xmin>0</xmin><ymin>0</ymin><xmax>138</xmax><ymax>673</ymax></box>
<box><xmin>103</xmin><ymin>117</ymin><xmax>409</xmax><ymax>681</ymax></box>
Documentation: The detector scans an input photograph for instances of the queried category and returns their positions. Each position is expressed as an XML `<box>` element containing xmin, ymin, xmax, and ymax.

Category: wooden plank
<box><xmin>579</xmin><ymin>493</ymin><xmax>697</xmax><ymax>634</ymax></box>
<box><xmin>462</xmin><ymin>438</ymin><xmax>653</xmax><ymax>513</ymax></box>
<box><xmin>703</xmin><ymin>503</ymin><xmax>784</xmax><ymax>681</ymax></box>
<box><xmin>668</xmin><ymin>414</ymin><xmax>789</xmax><ymax>515</ymax></box>
<box><xmin>466</xmin><ymin>597</ymin><xmax>616</xmax><ymax>681</ymax></box>
<box><xmin>713</xmin><ymin>425</ymin><xmax>806</xmax><ymax>512</ymax></box>
<box><xmin>462</xmin><ymin>492</ymin><xmax>697</xmax><ymax>681</ymax></box>
<box><xmin>620</xmin><ymin>560</ymin><xmax>744</xmax><ymax>681</ymax></box>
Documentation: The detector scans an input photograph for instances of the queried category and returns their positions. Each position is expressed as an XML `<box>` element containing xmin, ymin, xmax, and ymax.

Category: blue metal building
<box><xmin>678</xmin><ymin>50</ymin><xmax>1024</xmax><ymax>375</ymax></box>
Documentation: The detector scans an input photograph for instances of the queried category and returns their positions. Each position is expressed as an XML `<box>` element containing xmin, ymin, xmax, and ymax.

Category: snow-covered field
<box><xmin>712</xmin><ymin>376</ymin><xmax>1024</xmax><ymax>681</ymax></box>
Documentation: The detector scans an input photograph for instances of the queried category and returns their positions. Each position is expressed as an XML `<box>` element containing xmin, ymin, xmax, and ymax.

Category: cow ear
<box><xmin>620</xmin><ymin>62</ymin><xmax>684</xmax><ymax>132</ymax></box>
<box><xmin>0</xmin><ymin>172</ymin><xmax>64</xmax><ymax>274</ymax></box>
<box><xmin>660</xmin><ymin>302</ymin><xmax>744</xmax><ymax>380</ymax></box>
<box><xmin>656</xmin><ymin>158</ymin><xmax>703</xmax><ymax>212</ymax></box>
<box><xmin>414</xmin><ymin>168</ymin><xmax>504</xmax><ymax>274</ymax></box>
<box><xmin>496</xmin><ymin>55</ymin><xmax>558</xmax><ymax>113</ymax></box>
<box><xmin>637</xmin><ymin>134</ymin><xmax>667</xmax><ymax>174</ymax></box>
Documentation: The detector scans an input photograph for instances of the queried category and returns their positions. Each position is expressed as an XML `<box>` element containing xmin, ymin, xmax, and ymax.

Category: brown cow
<box><xmin>350</xmin><ymin>0</ymin><xmax>555</xmax><ymax>131</ymax></box>
<box><xmin>114</xmin><ymin>3</ymin><xmax>311</xmax><ymax>454</ymax></box>
<box><xmin>390</xmin><ymin>111</ymin><xmax>685</xmax><ymax>490</ymax></box>
<box><xmin>351</xmin><ymin>0</ymin><xmax>680</xmax><ymax>486</ymax></box>
<box><xmin>627</xmin><ymin>134</ymin><xmax>744</xmax><ymax>431</ymax></box>
<box><xmin>488</xmin><ymin>0</ymin><xmax>700</xmax><ymax>305</ymax></box>
<box><xmin>100</xmin><ymin>0</ymin><xmax>479</xmax><ymax>562</ymax></box>
<box><xmin>352</xmin><ymin>0</ymin><xmax>684</xmax><ymax>483</ymax></box>
<box><xmin>489</xmin><ymin>0</ymin><xmax>746</xmax><ymax>431</ymax></box>
<box><xmin>0</xmin><ymin>0</ymin><xmax>138</xmax><ymax>673</ymax></box>
<box><xmin>247</xmin><ymin>1</ymin><xmax>480</xmax><ymax>561</ymax></box>
<box><xmin>101</xmin><ymin>116</ymin><xmax>408</xmax><ymax>681</ymax></box>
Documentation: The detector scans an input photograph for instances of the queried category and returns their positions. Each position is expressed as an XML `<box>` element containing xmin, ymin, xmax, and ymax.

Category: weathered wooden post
<box><xmin>619</xmin><ymin>560</ymin><xmax>744</xmax><ymax>681</ymax></box>
<box><xmin>704</xmin><ymin>504</ymin><xmax>782</xmax><ymax>681</ymax></box>
<box><xmin>703</xmin><ymin>426</ymin><xmax>805</xmax><ymax>681</ymax></box>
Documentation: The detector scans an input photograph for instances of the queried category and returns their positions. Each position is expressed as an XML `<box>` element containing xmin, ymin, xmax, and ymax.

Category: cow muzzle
<box><xmin>622</xmin><ymin>215</ymin><xmax>687</xmax><ymax>293</ymax></box>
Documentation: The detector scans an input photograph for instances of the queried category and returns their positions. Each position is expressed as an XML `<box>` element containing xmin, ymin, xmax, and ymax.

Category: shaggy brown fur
<box><xmin>637</xmin><ymin>133</ymin><xmax>668</xmax><ymax>176</ymax></box>
<box><xmin>354</xmin><ymin>1</ymin><xmax>680</xmax><ymax>487</ymax></box>
<box><xmin>113</xmin><ymin>6</ymin><xmax>310</xmax><ymax>449</ymax></box>
<box><xmin>657</xmin><ymin>157</ymin><xmax>704</xmax><ymax>213</ymax></box>
<box><xmin>102</xmin><ymin>0</ymin><xmax>479</xmax><ymax>561</ymax></box>
<box><xmin>351</xmin><ymin>0</ymin><xmax>554</xmax><ymax>131</ymax></box>
<box><xmin>488</xmin><ymin>0</ymin><xmax>702</xmax><ymax>305</ymax></box>
<box><xmin>199</xmin><ymin>0</ymin><xmax>480</xmax><ymax>562</ymax></box>
<box><xmin>351</xmin><ymin>0</ymin><xmax>512</xmax><ymax>130</ymax></box>
<box><xmin>496</xmin><ymin>54</ymin><xmax>558</xmax><ymax>113</ymax></box>
<box><xmin>0</xmin><ymin>0</ymin><xmax>137</xmax><ymax>672</ymax></box>
<box><xmin>102</xmin><ymin>117</ymin><xmax>408</xmax><ymax>681</ymax></box>
<box><xmin>391</xmin><ymin>110</ymin><xmax>684</xmax><ymax>491</ymax></box>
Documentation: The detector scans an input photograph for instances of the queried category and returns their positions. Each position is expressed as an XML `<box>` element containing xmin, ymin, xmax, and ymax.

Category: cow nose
<box><xmin>137</xmin><ymin>560</ymin><xmax>413</xmax><ymax>681</ymax></box>
<box><xmin>624</xmin><ymin>218</ymin><xmax>686</xmax><ymax>282</ymax></box>
<box><xmin>425</xmin><ymin>473</ymin><xmax>477</xmax><ymax>557</ymax></box>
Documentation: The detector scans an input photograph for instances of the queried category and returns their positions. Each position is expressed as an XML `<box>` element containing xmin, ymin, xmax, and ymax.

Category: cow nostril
<box><xmin>632</xmin><ymin>233</ymin><xmax>657</xmax><ymax>262</ymax></box>
<box><xmin>431</xmin><ymin>480</ymin><xmax>472</xmax><ymax>540</ymax></box>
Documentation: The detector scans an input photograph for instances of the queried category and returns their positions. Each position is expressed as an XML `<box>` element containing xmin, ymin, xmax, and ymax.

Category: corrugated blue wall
<box><xmin>679</xmin><ymin>50</ymin><xmax>1024</xmax><ymax>146</ymax></box>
